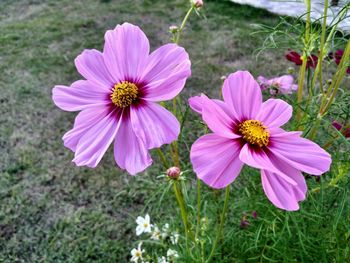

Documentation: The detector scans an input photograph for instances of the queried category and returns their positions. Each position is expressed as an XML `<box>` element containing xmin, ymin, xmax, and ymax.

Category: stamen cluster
<box><xmin>239</xmin><ymin>120</ymin><xmax>269</xmax><ymax>147</ymax></box>
<box><xmin>111</xmin><ymin>81</ymin><xmax>139</xmax><ymax>108</ymax></box>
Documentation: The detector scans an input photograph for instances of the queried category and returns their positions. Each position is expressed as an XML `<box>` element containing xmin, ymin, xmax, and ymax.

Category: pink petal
<box><xmin>52</xmin><ymin>80</ymin><xmax>110</xmax><ymax>111</ymax></box>
<box><xmin>72</xmin><ymin>108</ymin><xmax>121</xmax><ymax>168</ymax></box>
<box><xmin>63</xmin><ymin>106</ymin><xmax>112</xmax><ymax>151</ymax></box>
<box><xmin>75</xmin><ymin>49</ymin><xmax>115</xmax><ymax>89</ymax></box>
<box><xmin>114</xmin><ymin>110</ymin><xmax>152</xmax><ymax>175</ymax></box>
<box><xmin>261</xmin><ymin>167</ymin><xmax>307</xmax><ymax>211</ymax></box>
<box><xmin>190</xmin><ymin>134</ymin><xmax>244</xmax><ymax>188</ymax></box>
<box><xmin>130</xmin><ymin>101</ymin><xmax>179</xmax><ymax>149</ymax></box>
<box><xmin>188</xmin><ymin>95</ymin><xmax>238</xmax><ymax>121</ymax></box>
<box><xmin>239</xmin><ymin>144</ymin><xmax>297</xmax><ymax>185</ymax></box>
<box><xmin>256</xmin><ymin>99</ymin><xmax>292</xmax><ymax>128</ymax></box>
<box><xmin>200</xmin><ymin>95</ymin><xmax>240</xmax><ymax>139</ymax></box>
<box><xmin>188</xmin><ymin>95</ymin><xmax>203</xmax><ymax>114</ymax></box>
<box><xmin>141</xmin><ymin>44</ymin><xmax>191</xmax><ymax>101</ymax></box>
<box><xmin>269</xmin><ymin>131</ymin><xmax>332</xmax><ymax>175</ymax></box>
<box><xmin>276</xmin><ymin>75</ymin><xmax>296</xmax><ymax>94</ymax></box>
<box><xmin>103</xmin><ymin>23</ymin><xmax>150</xmax><ymax>83</ymax></box>
<box><xmin>222</xmin><ymin>71</ymin><xmax>262</xmax><ymax>121</ymax></box>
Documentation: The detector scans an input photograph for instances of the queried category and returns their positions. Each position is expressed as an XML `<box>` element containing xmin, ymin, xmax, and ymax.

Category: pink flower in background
<box><xmin>285</xmin><ymin>51</ymin><xmax>318</xmax><ymax>69</ymax></box>
<box><xmin>52</xmin><ymin>23</ymin><xmax>191</xmax><ymax>175</ymax></box>
<box><xmin>189</xmin><ymin>71</ymin><xmax>331</xmax><ymax>211</ymax></box>
<box><xmin>257</xmin><ymin>75</ymin><xmax>298</xmax><ymax>95</ymax></box>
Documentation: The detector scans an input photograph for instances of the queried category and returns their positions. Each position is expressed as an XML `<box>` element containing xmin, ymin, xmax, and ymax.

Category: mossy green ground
<box><xmin>0</xmin><ymin>0</ymin><xmax>349</xmax><ymax>262</ymax></box>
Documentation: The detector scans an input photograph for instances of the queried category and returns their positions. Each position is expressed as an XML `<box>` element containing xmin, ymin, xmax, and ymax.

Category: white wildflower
<box><xmin>151</xmin><ymin>225</ymin><xmax>161</xmax><ymax>240</ymax></box>
<box><xmin>130</xmin><ymin>243</ymin><xmax>144</xmax><ymax>262</ymax></box>
<box><xmin>170</xmin><ymin>232</ymin><xmax>180</xmax><ymax>244</ymax></box>
<box><xmin>136</xmin><ymin>214</ymin><xmax>152</xmax><ymax>236</ymax></box>
<box><xmin>167</xmin><ymin>248</ymin><xmax>179</xmax><ymax>258</ymax></box>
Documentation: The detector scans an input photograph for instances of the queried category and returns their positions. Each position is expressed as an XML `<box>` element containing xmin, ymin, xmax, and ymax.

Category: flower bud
<box><xmin>192</xmin><ymin>0</ymin><xmax>203</xmax><ymax>8</ymax></box>
<box><xmin>166</xmin><ymin>167</ymin><xmax>181</xmax><ymax>179</ymax></box>
<box><xmin>252</xmin><ymin>211</ymin><xmax>258</xmax><ymax>219</ymax></box>
<box><xmin>169</xmin><ymin>25</ymin><xmax>179</xmax><ymax>33</ymax></box>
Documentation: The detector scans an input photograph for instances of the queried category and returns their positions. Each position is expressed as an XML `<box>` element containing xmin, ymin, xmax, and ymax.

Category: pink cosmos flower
<box><xmin>52</xmin><ymin>23</ymin><xmax>191</xmax><ymax>175</ymax></box>
<box><xmin>257</xmin><ymin>75</ymin><xmax>298</xmax><ymax>95</ymax></box>
<box><xmin>189</xmin><ymin>71</ymin><xmax>331</xmax><ymax>211</ymax></box>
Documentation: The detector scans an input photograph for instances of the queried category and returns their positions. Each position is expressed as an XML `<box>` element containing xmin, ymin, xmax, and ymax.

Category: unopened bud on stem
<box><xmin>167</xmin><ymin>167</ymin><xmax>181</xmax><ymax>179</ymax></box>
<box><xmin>192</xmin><ymin>0</ymin><xmax>203</xmax><ymax>8</ymax></box>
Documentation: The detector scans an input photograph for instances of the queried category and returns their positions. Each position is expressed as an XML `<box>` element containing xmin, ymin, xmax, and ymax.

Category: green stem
<box><xmin>321</xmin><ymin>38</ymin><xmax>350</xmax><ymax>115</ymax></box>
<box><xmin>156</xmin><ymin>148</ymin><xmax>169</xmax><ymax>169</ymax></box>
<box><xmin>175</xmin><ymin>6</ymin><xmax>195</xmax><ymax>44</ymax></box>
<box><xmin>195</xmin><ymin>179</ymin><xmax>201</xmax><ymax>240</ymax></box>
<box><xmin>206</xmin><ymin>186</ymin><xmax>231</xmax><ymax>263</ymax></box>
<box><xmin>310</xmin><ymin>0</ymin><xmax>328</xmax><ymax>92</ymax></box>
<box><xmin>296</xmin><ymin>0</ymin><xmax>311</xmax><ymax>127</ymax></box>
<box><xmin>173</xmin><ymin>181</ymin><xmax>191</xmax><ymax>241</ymax></box>
<box><xmin>169</xmin><ymin>6</ymin><xmax>194</xmax><ymax>166</ymax></box>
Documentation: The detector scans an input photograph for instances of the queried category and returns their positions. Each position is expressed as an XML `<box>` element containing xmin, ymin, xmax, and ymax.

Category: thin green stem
<box><xmin>296</xmin><ymin>0</ymin><xmax>311</xmax><ymax>127</ymax></box>
<box><xmin>321</xmin><ymin>38</ymin><xmax>350</xmax><ymax>114</ymax></box>
<box><xmin>296</xmin><ymin>56</ymin><xmax>308</xmax><ymax>126</ymax></box>
<box><xmin>170</xmin><ymin>141</ymin><xmax>180</xmax><ymax>167</ymax></box>
<box><xmin>310</xmin><ymin>0</ymin><xmax>328</xmax><ymax>92</ymax></box>
<box><xmin>170</xmin><ymin>6</ymin><xmax>194</xmax><ymax>166</ymax></box>
<box><xmin>156</xmin><ymin>148</ymin><xmax>169</xmax><ymax>169</ymax></box>
<box><xmin>173</xmin><ymin>181</ymin><xmax>191</xmax><ymax>242</ymax></box>
<box><xmin>175</xmin><ymin>6</ymin><xmax>195</xmax><ymax>44</ymax></box>
<box><xmin>206</xmin><ymin>186</ymin><xmax>231</xmax><ymax>263</ymax></box>
<box><xmin>195</xmin><ymin>179</ymin><xmax>201</xmax><ymax>240</ymax></box>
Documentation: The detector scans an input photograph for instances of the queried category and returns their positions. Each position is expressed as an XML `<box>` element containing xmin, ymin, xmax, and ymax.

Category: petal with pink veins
<box><xmin>72</xmin><ymin>108</ymin><xmax>121</xmax><ymax>168</ymax></box>
<box><xmin>130</xmin><ymin>101</ymin><xmax>179</xmax><ymax>149</ymax></box>
<box><xmin>188</xmin><ymin>95</ymin><xmax>238</xmax><ymax>121</ymax></box>
<box><xmin>141</xmin><ymin>44</ymin><xmax>191</xmax><ymax>101</ymax></box>
<box><xmin>269</xmin><ymin>131</ymin><xmax>331</xmax><ymax>175</ymax></box>
<box><xmin>222</xmin><ymin>71</ymin><xmax>262</xmax><ymax>121</ymax></box>
<box><xmin>261</xmin><ymin>167</ymin><xmax>307</xmax><ymax>211</ymax></box>
<box><xmin>191</xmin><ymin>134</ymin><xmax>244</xmax><ymax>189</ymax></box>
<box><xmin>239</xmin><ymin>144</ymin><xmax>298</xmax><ymax>185</ymax></box>
<box><xmin>75</xmin><ymin>49</ymin><xmax>115</xmax><ymax>89</ymax></box>
<box><xmin>52</xmin><ymin>80</ymin><xmax>110</xmax><ymax>111</ymax></box>
<box><xmin>114</xmin><ymin>110</ymin><xmax>152</xmax><ymax>175</ymax></box>
<box><xmin>256</xmin><ymin>99</ymin><xmax>292</xmax><ymax>128</ymax></box>
<box><xmin>200</xmin><ymin>95</ymin><xmax>240</xmax><ymax>139</ymax></box>
<box><xmin>63</xmin><ymin>106</ymin><xmax>113</xmax><ymax>151</ymax></box>
<box><xmin>103</xmin><ymin>23</ymin><xmax>150</xmax><ymax>83</ymax></box>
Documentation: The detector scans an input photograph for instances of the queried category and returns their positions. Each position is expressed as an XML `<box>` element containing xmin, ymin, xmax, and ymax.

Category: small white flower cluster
<box><xmin>130</xmin><ymin>214</ymin><xmax>180</xmax><ymax>262</ymax></box>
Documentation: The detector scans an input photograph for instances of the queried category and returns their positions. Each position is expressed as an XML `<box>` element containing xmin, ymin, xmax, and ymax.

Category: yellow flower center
<box><xmin>239</xmin><ymin>120</ymin><xmax>269</xmax><ymax>147</ymax></box>
<box><xmin>143</xmin><ymin>223</ymin><xmax>149</xmax><ymax>228</ymax></box>
<box><xmin>135</xmin><ymin>251</ymin><xmax>142</xmax><ymax>257</ymax></box>
<box><xmin>110</xmin><ymin>81</ymin><xmax>138</xmax><ymax>108</ymax></box>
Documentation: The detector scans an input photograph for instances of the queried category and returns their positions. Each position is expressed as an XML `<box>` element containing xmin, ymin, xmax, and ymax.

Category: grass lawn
<box><xmin>0</xmin><ymin>0</ymin><xmax>349</xmax><ymax>262</ymax></box>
